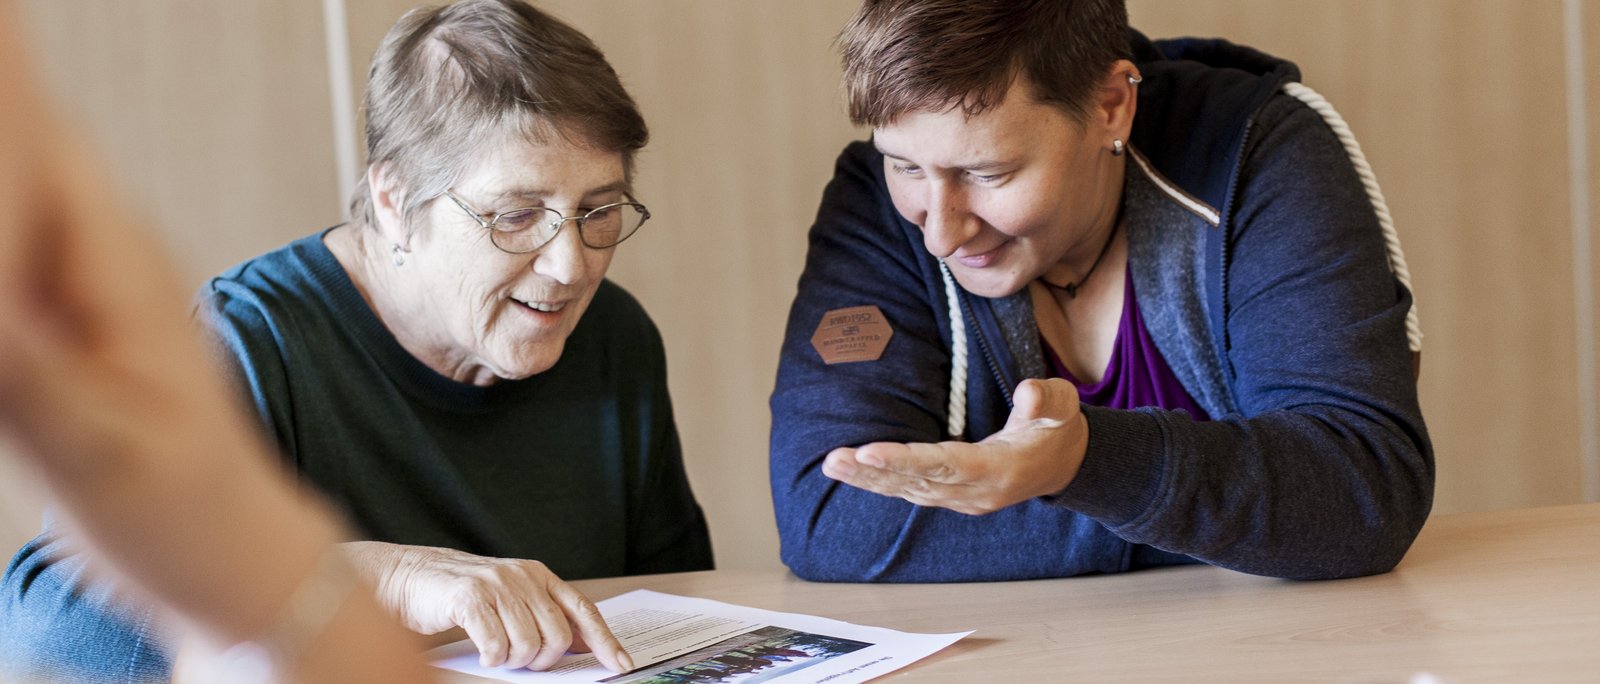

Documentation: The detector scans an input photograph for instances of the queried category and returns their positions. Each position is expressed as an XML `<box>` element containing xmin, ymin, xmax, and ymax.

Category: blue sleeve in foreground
<box><xmin>1</xmin><ymin>524</ymin><xmax>171</xmax><ymax>683</ymax></box>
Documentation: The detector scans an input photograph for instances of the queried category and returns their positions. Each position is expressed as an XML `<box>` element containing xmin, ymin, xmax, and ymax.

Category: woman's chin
<box><xmin>950</xmin><ymin>269</ymin><xmax>1028</xmax><ymax>299</ymax></box>
<box><xmin>489</xmin><ymin>345</ymin><xmax>564</xmax><ymax>381</ymax></box>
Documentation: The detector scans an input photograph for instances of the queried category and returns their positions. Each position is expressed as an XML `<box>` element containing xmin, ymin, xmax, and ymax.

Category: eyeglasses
<box><xmin>444</xmin><ymin>190</ymin><xmax>650</xmax><ymax>254</ymax></box>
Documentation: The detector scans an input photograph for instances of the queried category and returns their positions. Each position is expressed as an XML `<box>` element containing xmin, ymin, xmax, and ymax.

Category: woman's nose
<box><xmin>531</xmin><ymin>220</ymin><xmax>588</xmax><ymax>285</ymax></box>
<box><xmin>920</xmin><ymin>186</ymin><xmax>977</xmax><ymax>259</ymax></box>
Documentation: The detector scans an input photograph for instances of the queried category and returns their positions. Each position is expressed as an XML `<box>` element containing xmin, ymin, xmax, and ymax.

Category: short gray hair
<box><xmin>351</xmin><ymin>0</ymin><xmax>647</xmax><ymax>231</ymax></box>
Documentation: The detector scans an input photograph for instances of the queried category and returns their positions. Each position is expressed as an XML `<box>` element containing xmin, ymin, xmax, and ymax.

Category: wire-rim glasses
<box><xmin>444</xmin><ymin>190</ymin><xmax>650</xmax><ymax>254</ymax></box>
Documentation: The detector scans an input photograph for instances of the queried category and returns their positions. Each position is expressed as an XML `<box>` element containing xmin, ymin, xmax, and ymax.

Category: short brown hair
<box><xmin>839</xmin><ymin>0</ymin><xmax>1130</xmax><ymax>127</ymax></box>
<box><xmin>351</xmin><ymin>0</ymin><xmax>647</xmax><ymax>231</ymax></box>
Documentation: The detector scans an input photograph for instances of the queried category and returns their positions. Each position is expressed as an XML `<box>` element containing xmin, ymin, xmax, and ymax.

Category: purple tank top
<box><xmin>1044</xmin><ymin>268</ymin><xmax>1211</xmax><ymax>420</ymax></box>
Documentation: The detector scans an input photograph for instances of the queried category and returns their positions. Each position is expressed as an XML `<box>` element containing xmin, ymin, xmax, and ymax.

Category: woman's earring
<box><xmin>1111</xmin><ymin>139</ymin><xmax>1126</xmax><ymax>157</ymax></box>
<box><xmin>1128</xmin><ymin>73</ymin><xmax>1143</xmax><ymax>85</ymax></box>
<box><xmin>391</xmin><ymin>244</ymin><xmax>407</xmax><ymax>267</ymax></box>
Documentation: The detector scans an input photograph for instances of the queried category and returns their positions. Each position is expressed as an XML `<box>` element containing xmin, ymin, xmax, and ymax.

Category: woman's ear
<box><xmin>1092</xmin><ymin>59</ymin><xmax>1140</xmax><ymax>144</ymax></box>
<box><xmin>367</xmin><ymin>163</ymin><xmax>409</xmax><ymax>250</ymax></box>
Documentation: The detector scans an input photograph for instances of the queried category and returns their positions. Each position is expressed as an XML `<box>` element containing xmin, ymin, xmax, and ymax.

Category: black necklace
<box><xmin>1045</xmin><ymin>219</ymin><xmax>1120</xmax><ymax>298</ymax></box>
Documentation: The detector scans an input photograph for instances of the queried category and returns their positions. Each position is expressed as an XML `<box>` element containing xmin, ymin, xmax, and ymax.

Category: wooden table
<box><xmin>557</xmin><ymin>504</ymin><xmax>1600</xmax><ymax>682</ymax></box>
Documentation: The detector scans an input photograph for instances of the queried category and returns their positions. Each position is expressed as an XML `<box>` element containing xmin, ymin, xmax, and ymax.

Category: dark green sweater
<box><xmin>201</xmin><ymin>230</ymin><xmax>713</xmax><ymax>578</ymax></box>
<box><xmin>0</xmin><ymin>230</ymin><xmax>711</xmax><ymax>683</ymax></box>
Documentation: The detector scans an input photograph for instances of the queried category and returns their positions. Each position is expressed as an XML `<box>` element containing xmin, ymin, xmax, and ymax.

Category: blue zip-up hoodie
<box><xmin>769</xmin><ymin>33</ymin><xmax>1433</xmax><ymax>582</ymax></box>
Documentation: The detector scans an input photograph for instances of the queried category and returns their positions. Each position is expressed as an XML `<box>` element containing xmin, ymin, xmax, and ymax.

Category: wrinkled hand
<box><xmin>821</xmin><ymin>378</ymin><xmax>1089</xmax><ymax>515</ymax></box>
<box><xmin>349</xmin><ymin>542</ymin><xmax>631</xmax><ymax>673</ymax></box>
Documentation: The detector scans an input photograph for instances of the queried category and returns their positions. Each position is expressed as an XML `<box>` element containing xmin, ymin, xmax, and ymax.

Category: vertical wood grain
<box><xmin>14</xmin><ymin>1</ymin><xmax>342</xmax><ymax>286</ymax></box>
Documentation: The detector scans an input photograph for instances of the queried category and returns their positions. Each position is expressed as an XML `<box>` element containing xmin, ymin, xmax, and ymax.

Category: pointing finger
<box><xmin>552</xmin><ymin>581</ymin><xmax>631</xmax><ymax>673</ymax></box>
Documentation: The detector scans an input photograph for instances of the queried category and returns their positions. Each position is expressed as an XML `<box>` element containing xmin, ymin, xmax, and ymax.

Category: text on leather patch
<box><xmin>811</xmin><ymin>305</ymin><xmax>893</xmax><ymax>364</ymax></box>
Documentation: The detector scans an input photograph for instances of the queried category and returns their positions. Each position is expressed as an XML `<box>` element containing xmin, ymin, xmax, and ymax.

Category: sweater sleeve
<box><xmin>0</xmin><ymin>517</ymin><xmax>171</xmax><ymax>683</ymax></box>
<box><xmin>194</xmin><ymin>279</ymin><xmax>299</xmax><ymax>465</ymax></box>
<box><xmin>1051</xmin><ymin>92</ymin><xmax>1434</xmax><ymax>579</ymax></box>
<box><xmin>770</xmin><ymin>143</ymin><xmax>1133</xmax><ymax>582</ymax></box>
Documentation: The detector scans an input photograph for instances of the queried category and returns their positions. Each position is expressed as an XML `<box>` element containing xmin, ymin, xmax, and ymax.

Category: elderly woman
<box><xmin>771</xmin><ymin>0</ymin><xmax>1432</xmax><ymax>582</ymax></box>
<box><xmin>0</xmin><ymin>1</ymin><xmax>711</xmax><ymax>680</ymax></box>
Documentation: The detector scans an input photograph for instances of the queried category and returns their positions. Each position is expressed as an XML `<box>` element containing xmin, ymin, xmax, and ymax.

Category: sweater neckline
<box><xmin>292</xmin><ymin>227</ymin><xmax>543</xmax><ymax>411</ymax></box>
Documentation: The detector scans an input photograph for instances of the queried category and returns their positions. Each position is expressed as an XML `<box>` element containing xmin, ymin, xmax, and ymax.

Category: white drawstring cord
<box><xmin>939</xmin><ymin>261</ymin><xmax>968</xmax><ymax>438</ymax></box>
<box><xmin>1282</xmin><ymin>81</ymin><xmax>1423</xmax><ymax>353</ymax></box>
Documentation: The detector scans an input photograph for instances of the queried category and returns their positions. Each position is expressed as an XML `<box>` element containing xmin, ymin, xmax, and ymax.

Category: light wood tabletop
<box><xmin>549</xmin><ymin>504</ymin><xmax>1600</xmax><ymax>683</ymax></box>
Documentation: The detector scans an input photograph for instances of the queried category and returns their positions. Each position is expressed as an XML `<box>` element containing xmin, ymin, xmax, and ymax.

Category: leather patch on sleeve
<box><xmin>811</xmin><ymin>305</ymin><xmax>894</xmax><ymax>364</ymax></box>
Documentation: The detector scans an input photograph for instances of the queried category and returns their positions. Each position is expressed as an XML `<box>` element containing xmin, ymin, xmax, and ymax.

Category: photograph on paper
<box><xmin>598</xmin><ymin>625</ymin><xmax>870</xmax><ymax>683</ymax></box>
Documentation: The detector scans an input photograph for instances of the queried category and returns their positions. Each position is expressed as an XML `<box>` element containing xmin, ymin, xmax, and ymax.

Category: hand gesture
<box><xmin>821</xmin><ymin>378</ymin><xmax>1089</xmax><ymax>515</ymax></box>
<box><xmin>354</xmin><ymin>543</ymin><xmax>632</xmax><ymax>673</ymax></box>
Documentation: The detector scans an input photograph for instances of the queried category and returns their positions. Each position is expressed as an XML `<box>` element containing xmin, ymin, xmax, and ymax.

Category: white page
<box><xmin>429</xmin><ymin>590</ymin><xmax>970</xmax><ymax>684</ymax></box>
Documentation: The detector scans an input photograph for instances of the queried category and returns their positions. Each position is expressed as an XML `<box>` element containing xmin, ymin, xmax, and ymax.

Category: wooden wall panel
<box><xmin>1129</xmin><ymin>0</ymin><xmax>1588</xmax><ymax>513</ymax></box>
<box><xmin>14</xmin><ymin>1</ymin><xmax>343</xmax><ymax>286</ymax></box>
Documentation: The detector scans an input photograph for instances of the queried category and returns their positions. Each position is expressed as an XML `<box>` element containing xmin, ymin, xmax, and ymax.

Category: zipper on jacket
<box><xmin>956</xmin><ymin>289</ymin><xmax>1014</xmax><ymax>409</ymax></box>
<box><xmin>1214</xmin><ymin>116</ymin><xmax>1257</xmax><ymax>394</ymax></box>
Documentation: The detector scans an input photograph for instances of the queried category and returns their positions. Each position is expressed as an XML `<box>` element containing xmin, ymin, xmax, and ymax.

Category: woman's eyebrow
<box><xmin>489</xmin><ymin>180</ymin><xmax>627</xmax><ymax>204</ymax></box>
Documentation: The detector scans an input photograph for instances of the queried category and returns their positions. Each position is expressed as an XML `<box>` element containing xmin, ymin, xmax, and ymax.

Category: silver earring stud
<box><xmin>391</xmin><ymin>244</ymin><xmax>406</xmax><ymax>266</ymax></box>
<box><xmin>1128</xmin><ymin>73</ymin><xmax>1143</xmax><ymax>85</ymax></box>
<box><xmin>1111</xmin><ymin>139</ymin><xmax>1125</xmax><ymax>157</ymax></box>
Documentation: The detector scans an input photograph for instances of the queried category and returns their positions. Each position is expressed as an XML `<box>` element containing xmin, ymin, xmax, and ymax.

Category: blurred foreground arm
<box><xmin>0</xmin><ymin>8</ymin><xmax>431</xmax><ymax>682</ymax></box>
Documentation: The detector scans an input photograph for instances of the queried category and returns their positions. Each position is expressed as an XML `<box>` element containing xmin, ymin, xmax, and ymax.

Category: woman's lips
<box><xmin>514</xmin><ymin>298</ymin><xmax>566</xmax><ymax>313</ymax></box>
<box><xmin>512</xmin><ymin>298</ymin><xmax>567</xmax><ymax>322</ymax></box>
<box><xmin>954</xmin><ymin>243</ymin><xmax>1005</xmax><ymax>269</ymax></box>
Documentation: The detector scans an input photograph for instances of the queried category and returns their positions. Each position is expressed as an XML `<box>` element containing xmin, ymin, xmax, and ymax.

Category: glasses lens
<box><xmin>490</xmin><ymin>207</ymin><xmax>562</xmax><ymax>253</ymax></box>
<box><xmin>579</xmin><ymin>204</ymin><xmax>647</xmax><ymax>248</ymax></box>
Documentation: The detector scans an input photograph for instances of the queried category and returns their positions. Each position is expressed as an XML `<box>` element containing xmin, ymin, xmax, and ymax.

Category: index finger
<box><xmin>550</xmin><ymin>581</ymin><xmax>633</xmax><ymax>673</ymax></box>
